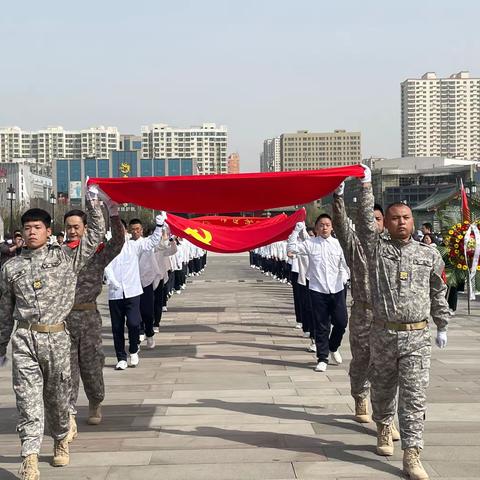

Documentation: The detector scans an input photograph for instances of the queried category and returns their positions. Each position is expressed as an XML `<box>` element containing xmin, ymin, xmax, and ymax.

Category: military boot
<box><xmin>66</xmin><ymin>414</ymin><xmax>77</xmax><ymax>443</ymax></box>
<box><xmin>52</xmin><ymin>437</ymin><xmax>69</xmax><ymax>467</ymax></box>
<box><xmin>87</xmin><ymin>402</ymin><xmax>102</xmax><ymax>425</ymax></box>
<box><xmin>403</xmin><ymin>447</ymin><xmax>429</xmax><ymax>479</ymax></box>
<box><xmin>18</xmin><ymin>454</ymin><xmax>40</xmax><ymax>480</ymax></box>
<box><xmin>354</xmin><ymin>397</ymin><xmax>371</xmax><ymax>423</ymax></box>
<box><xmin>376</xmin><ymin>423</ymin><xmax>394</xmax><ymax>456</ymax></box>
<box><xmin>391</xmin><ymin>421</ymin><xmax>400</xmax><ymax>441</ymax></box>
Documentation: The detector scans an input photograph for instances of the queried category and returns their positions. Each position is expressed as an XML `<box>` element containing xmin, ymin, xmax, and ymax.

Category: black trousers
<box><xmin>291</xmin><ymin>271</ymin><xmax>303</xmax><ymax>324</ymax></box>
<box><xmin>109</xmin><ymin>295</ymin><xmax>141</xmax><ymax>361</ymax></box>
<box><xmin>310</xmin><ymin>289</ymin><xmax>348</xmax><ymax>363</ymax></box>
<box><xmin>297</xmin><ymin>281</ymin><xmax>313</xmax><ymax>336</ymax></box>
<box><xmin>139</xmin><ymin>283</ymin><xmax>155</xmax><ymax>338</ymax></box>
<box><xmin>174</xmin><ymin>270</ymin><xmax>183</xmax><ymax>291</ymax></box>
<box><xmin>193</xmin><ymin>257</ymin><xmax>202</xmax><ymax>273</ymax></box>
<box><xmin>154</xmin><ymin>279</ymin><xmax>164</xmax><ymax>326</ymax></box>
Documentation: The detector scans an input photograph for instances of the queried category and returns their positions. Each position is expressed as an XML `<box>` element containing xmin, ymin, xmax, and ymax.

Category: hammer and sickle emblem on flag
<box><xmin>184</xmin><ymin>227</ymin><xmax>213</xmax><ymax>245</ymax></box>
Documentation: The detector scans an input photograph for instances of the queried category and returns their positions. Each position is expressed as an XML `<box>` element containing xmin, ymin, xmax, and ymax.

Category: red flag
<box><xmin>460</xmin><ymin>179</ymin><xmax>471</xmax><ymax>223</ymax></box>
<box><xmin>167</xmin><ymin>209</ymin><xmax>306</xmax><ymax>253</ymax></box>
<box><xmin>89</xmin><ymin>165</ymin><xmax>364</xmax><ymax>214</ymax></box>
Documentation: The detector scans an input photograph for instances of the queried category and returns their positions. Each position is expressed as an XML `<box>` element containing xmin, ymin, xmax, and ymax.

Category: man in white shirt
<box><xmin>104</xmin><ymin>212</ymin><xmax>166</xmax><ymax>370</ymax></box>
<box><xmin>288</xmin><ymin>214</ymin><xmax>349</xmax><ymax>373</ymax></box>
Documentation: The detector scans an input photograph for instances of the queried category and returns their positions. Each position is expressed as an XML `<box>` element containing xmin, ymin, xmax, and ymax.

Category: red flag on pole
<box><xmin>460</xmin><ymin>179</ymin><xmax>471</xmax><ymax>223</ymax></box>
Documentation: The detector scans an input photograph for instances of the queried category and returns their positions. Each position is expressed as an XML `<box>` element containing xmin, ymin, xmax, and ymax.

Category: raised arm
<box><xmin>356</xmin><ymin>167</ymin><xmax>379</xmax><ymax>259</ymax></box>
<box><xmin>97</xmin><ymin>214</ymin><xmax>125</xmax><ymax>267</ymax></box>
<box><xmin>287</xmin><ymin>222</ymin><xmax>310</xmax><ymax>256</ymax></box>
<box><xmin>332</xmin><ymin>182</ymin><xmax>355</xmax><ymax>263</ymax></box>
<box><xmin>71</xmin><ymin>185</ymin><xmax>105</xmax><ymax>272</ymax></box>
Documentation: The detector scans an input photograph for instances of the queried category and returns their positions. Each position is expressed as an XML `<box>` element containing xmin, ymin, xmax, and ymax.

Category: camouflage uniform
<box><xmin>0</xmin><ymin>200</ymin><xmax>104</xmax><ymax>457</ymax></box>
<box><xmin>358</xmin><ymin>183</ymin><xmax>449</xmax><ymax>449</ymax></box>
<box><xmin>66</xmin><ymin>215</ymin><xmax>124</xmax><ymax>415</ymax></box>
<box><xmin>332</xmin><ymin>193</ymin><xmax>373</xmax><ymax>400</ymax></box>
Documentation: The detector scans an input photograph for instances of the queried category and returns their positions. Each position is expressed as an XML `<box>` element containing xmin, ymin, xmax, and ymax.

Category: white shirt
<box><xmin>105</xmin><ymin>226</ymin><xmax>162</xmax><ymax>299</ymax></box>
<box><xmin>288</xmin><ymin>233</ymin><xmax>349</xmax><ymax>294</ymax></box>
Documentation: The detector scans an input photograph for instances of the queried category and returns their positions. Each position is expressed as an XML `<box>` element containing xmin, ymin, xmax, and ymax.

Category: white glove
<box><xmin>436</xmin><ymin>330</ymin><xmax>447</xmax><ymax>348</ymax></box>
<box><xmin>0</xmin><ymin>355</ymin><xmax>7</xmax><ymax>367</ymax></box>
<box><xmin>97</xmin><ymin>188</ymin><xmax>119</xmax><ymax>216</ymax></box>
<box><xmin>156</xmin><ymin>211</ymin><xmax>168</xmax><ymax>226</ymax></box>
<box><xmin>360</xmin><ymin>164</ymin><xmax>371</xmax><ymax>184</ymax></box>
<box><xmin>85</xmin><ymin>180</ymin><xmax>99</xmax><ymax>201</ymax></box>
<box><xmin>334</xmin><ymin>182</ymin><xmax>345</xmax><ymax>196</ymax></box>
<box><xmin>294</xmin><ymin>221</ymin><xmax>305</xmax><ymax>232</ymax></box>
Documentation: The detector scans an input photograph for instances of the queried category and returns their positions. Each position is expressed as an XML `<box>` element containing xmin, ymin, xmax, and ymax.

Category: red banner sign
<box><xmin>89</xmin><ymin>165</ymin><xmax>364</xmax><ymax>213</ymax></box>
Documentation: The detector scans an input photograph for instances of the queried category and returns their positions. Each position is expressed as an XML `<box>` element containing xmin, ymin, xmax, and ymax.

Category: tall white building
<box><xmin>260</xmin><ymin>137</ymin><xmax>281</xmax><ymax>172</ymax></box>
<box><xmin>401</xmin><ymin>71</ymin><xmax>480</xmax><ymax>160</ymax></box>
<box><xmin>0</xmin><ymin>126</ymin><xmax>120</xmax><ymax>164</ymax></box>
<box><xmin>141</xmin><ymin>123</ymin><xmax>228</xmax><ymax>175</ymax></box>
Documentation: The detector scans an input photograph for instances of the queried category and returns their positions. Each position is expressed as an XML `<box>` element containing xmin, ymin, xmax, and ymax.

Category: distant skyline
<box><xmin>1</xmin><ymin>0</ymin><xmax>479</xmax><ymax>172</ymax></box>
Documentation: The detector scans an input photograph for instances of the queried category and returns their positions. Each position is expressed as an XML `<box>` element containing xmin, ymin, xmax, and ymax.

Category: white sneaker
<box><xmin>308</xmin><ymin>343</ymin><xmax>317</xmax><ymax>353</ymax></box>
<box><xmin>130</xmin><ymin>352</ymin><xmax>140</xmax><ymax>367</ymax></box>
<box><xmin>153</xmin><ymin>326</ymin><xmax>160</xmax><ymax>333</ymax></box>
<box><xmin>175</xmin><ymin>290</ymin><xmax>182</xmax><ymax>295</ymax></box>
<box><xmin>146</xmin><ymin>336</ymin><xmax>155</xmax><ymax>349</ymax></box>
<box><xmin>180</xmin><ymin>285</ymin><xmax>186</xmax><ymax>290</ymax></box>
<box><xmin>139</xmin><ymin>334</ymin><xmax>145</xmax><ymax>342</ymax></box>
<box><xmin>295</xmin><ymin>324</ymin><xmax>302</xmax><ymax>329</ymax></box>
<box><xmin>115</xmin><ymin>360</ymin><xmax>128</xmax><ymax>370</ymax></box>
<box><xmin>281</xmin><ymin>278</ymin><xmax>287</xmax><ymax>284</ymax></box>
<box><xmin>162</xmin><ymin>306</ymin><xmax>168</xmax><ymax>312</ymax></box>
<box><xmin>303</xmin><ymin>331</ymin><xmax>311</xmax><ymax>338</ymax></box>
<box><xmin>314</xmin><ymin>361</ymin><xmax>328</xmax><ymax>372</ymax></box>
<box><xmin>330</xmin><ymin>350</ymin><xmax>343</xmax><ymax>365</ymax></box>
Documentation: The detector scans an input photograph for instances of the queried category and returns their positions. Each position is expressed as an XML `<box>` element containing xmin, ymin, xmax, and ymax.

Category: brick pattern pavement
<box><xmin>0</xmin><ymin>252</ymin><xmax>479</xmax><ymax>479</ymax></box>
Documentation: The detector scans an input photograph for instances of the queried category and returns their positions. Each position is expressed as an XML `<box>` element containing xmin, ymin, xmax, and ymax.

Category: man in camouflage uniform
<box><xmin>0</xmin><ymin>185</ymin><xmax>104</xmax><ymax>480</ymax></box>
<box><xmin>357</xmin><ymin>166</ymin><xmax>448</xmax><ymax>480</ymax></box>
<box><xmin>64</xmin><ymin>194</ymin><xmax>123</xmax><ymax>440</ymax></box>
<box><xmin>332</xmin><ymin>181</ymin><xmax>393</xmax><ymax>425</ymax></box>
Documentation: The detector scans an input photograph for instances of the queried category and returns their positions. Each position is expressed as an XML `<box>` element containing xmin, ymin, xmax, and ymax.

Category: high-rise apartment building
<box><xmin>280</xmin><ymin>129</ymin><xmax>361</xmax><ymax>171</ymax></box>
<box><xmin>401</xmin><ymin>71</ymin><xmax>480</xmax><ymax>159</ymax></box>
<box><xmin>141</xmin><ymin>123</ymin><xmax>228</xmax><ymax>175</ymax></box>
<box><xmin>0</xmin><ymin>126</ymin><xmax>120</xmax><ymax>164</ymax></box>
<box><xmin>227</xmin><ymin>152</ymin><xmax>240</xmax><ymax>174</ymax></box>
<box><xmin>260</xmin><ymin>137</ymin><xmax>281</xmax><ymax>172</ymax></box>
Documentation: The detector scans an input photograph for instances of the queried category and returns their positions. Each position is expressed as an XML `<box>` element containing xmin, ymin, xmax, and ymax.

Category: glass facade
<box><xmin>70</xmin><ymin>159</ymin><xmax>81</xmax><ymax>181</ymax></box>
<box><xmin>112</xmin><ymin>151</ymin><xmax>138</xmax><ymax>177</ymax></box>
<box><xmin>84</xmin><ymin>158</ymin><xmax>97</xmax><ymax>179</ymax></box>
<box><xmin>141</xmin><ymin>159</ymin><xmax>153</xmax><ymax>176</ymax></box>
<box><xmin>181</xmin><ymin>159</ymin><xmax>193</xmax><ymax>176</ymax></box>
<box><xmin>168</xmin><ymin>158</ymin><xmax>181</xmax><ymax>176</ymax></box>
<box><xmin>153</xmin><ymin>159</ymin><xmax>165</xmax><ymax>176</ymax></box>
<box><xmin>98</xmin><ymin>159</ymin><xmax>109</xmax><ymax>177</ymax></box>
<box><xmin>57</xmin><ymin>159</ymin><xmax>69</xmax><ymax>194</ymax></box>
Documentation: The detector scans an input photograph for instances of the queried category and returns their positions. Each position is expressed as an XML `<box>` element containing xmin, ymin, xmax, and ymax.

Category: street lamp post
<box><xmin>50</xmin><ymin>192</ymin><xmax>57</xmax><ymax>228</ymax></box>
<box><xmin>6</xmin><ymin>183</ymin><xmax>16</xmax><ymax>234</ymax></box>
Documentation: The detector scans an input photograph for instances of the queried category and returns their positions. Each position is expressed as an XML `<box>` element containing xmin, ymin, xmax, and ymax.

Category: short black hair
<box><xmin>55</xmin><ymin>231</ymin><xmax>65</xmax><ymax>238</ymax></box>
<box><xmin>306</xmin><ymin>227</ymin><xmax>315</xmax><ymax>234</ymax></box>
<box><xmin>385</xmin><ymin>202</ymin><xmax>412</xmax><ymax>217</ymax></box>
<box><xmin>314</xmin><ymin>213</ymin><xmax>332</xmax><ymax>226</ymax></box>
<box><xmin>64</xmin><ymin>209</ymin><xmax>87</xmax><ymax>225</ymax></box>
<box><xmin>120</xmin><ymin>219</ymin><xmax>127</xmax><ymax>229</ymax></box>
<box><xmin>422</xmin><ymin>222</ymin><xmax>433</xmax><ymax>231</ymax></box>
<box><xmin>21</xmin><ymin>208</ymin><xmax>51</xmax><ymax>228</ymax></box>
<box><xmin>129</xmin><ymin>218</ymin><xmax>142</xmax><ymax>226</ymax></box>
<box><xmin>422</xmin><ymin>233</ymin><xmax>435</xmax><ymax>243</ymax></box>
<box><xmin>374</xmin><ymin>203</ymin><xmax>384</xmax><ymax>216</ymax></box>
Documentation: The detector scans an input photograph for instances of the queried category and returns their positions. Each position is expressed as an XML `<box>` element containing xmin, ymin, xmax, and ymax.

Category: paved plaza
<box><xmin>0</xmin><ymin>253</ymin><xmax>479</xmax><ymax>480</ymax></box>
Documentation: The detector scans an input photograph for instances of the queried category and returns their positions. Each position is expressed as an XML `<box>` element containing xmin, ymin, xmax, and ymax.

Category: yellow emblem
<box><xmin>399</xmin><ymin>271</ymin><xmax>408</xmax><ymax>280</ymax></box>
<box><xmin>33</xmin><ymin>280</ymin><xmax>42</xmax><ymax>290</ymax></box>
<box><xmin>119</xmin><ymin>162</ymin><xmax>131</xmax><ymax>177</ymax></box>
<box><xmin>184</xmin><ymin>227</ymin><xmax>213</xmax><ymax>245</ymax></box>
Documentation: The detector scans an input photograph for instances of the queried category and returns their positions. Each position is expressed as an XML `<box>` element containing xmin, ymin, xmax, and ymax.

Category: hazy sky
<box><xmin>1</xmin><ymin>0</ymin><xmax>479</xmax><ymax>171</ymax></box>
